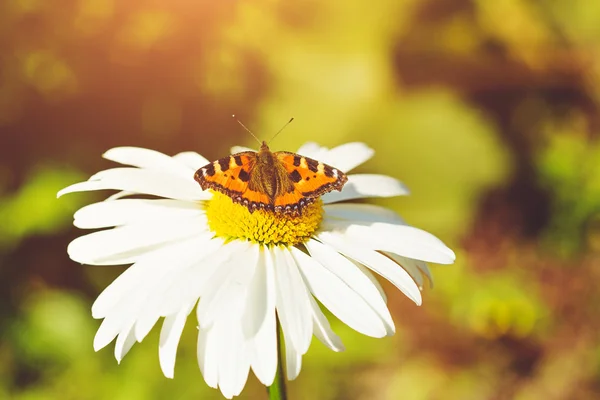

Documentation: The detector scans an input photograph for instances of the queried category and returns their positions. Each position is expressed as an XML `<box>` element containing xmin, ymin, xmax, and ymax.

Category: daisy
<box><xmin>58</xmin><ymin>141</ymin><xmax>455</xmax><ymax>399</ymax></box>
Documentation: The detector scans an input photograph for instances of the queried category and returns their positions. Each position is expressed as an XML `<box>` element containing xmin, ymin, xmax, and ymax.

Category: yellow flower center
<box><xmin>204</xmin><ymin>192</ymin><xmax>323</xmax><ymax>246</ymax></box>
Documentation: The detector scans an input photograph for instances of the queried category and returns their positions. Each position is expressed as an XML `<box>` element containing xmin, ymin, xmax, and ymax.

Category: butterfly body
<box><xmin>194</xmin><ymin>141</ymin><xmax>348</xmax><ymax>215</ymax></box>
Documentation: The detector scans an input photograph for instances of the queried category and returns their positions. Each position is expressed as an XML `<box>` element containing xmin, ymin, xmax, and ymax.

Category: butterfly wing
<box><xmin>273</xmin><ymin>151</ymin><xmax>348</xmax><ymax>210</ymax></box>
<box><xmin>194</xmin><ymin>150</ymin><xmax>348</xmax><ymax>215</ymax></box>
<box><xmin>194</xmin><ymin>152</ymin><xmax>272</xmax><ymax>209</ymax></box>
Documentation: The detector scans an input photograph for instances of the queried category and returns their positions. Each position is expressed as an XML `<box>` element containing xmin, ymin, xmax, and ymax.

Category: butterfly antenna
<box><xmin>268</xmin><ymin>117</ymin><xmax>294</xmax><ymax>145</ymax></box>
<box><xmin>232</xmin><ymin>115</ymin><xmax>262</xmax><ymax>145</ymax></box>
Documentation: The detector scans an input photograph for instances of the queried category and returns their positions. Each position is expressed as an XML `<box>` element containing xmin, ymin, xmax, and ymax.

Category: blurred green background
<box><xmin>1</xmin><ymin>0</ymin><xmax>600</xmax><ymax>399</ymax></box>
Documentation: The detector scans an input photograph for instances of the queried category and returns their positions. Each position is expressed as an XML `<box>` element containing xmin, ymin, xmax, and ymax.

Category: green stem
<box><xmin>267</xmin><ymin>319</ymin><xmax>287</xmax><ymax>400</ymax></box>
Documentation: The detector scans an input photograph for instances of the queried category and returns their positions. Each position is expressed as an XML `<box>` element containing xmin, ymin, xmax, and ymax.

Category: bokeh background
<box><xmin>1</xmin><ymin>0</ymin><xmax>600</xmax><ymax>399</ymax></box>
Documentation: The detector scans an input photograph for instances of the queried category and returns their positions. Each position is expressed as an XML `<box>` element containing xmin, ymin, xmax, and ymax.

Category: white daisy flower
<box><xmin>58</xmin><ymin>142</ymin><xmax>455</xmax><ymax>399</ymax></box>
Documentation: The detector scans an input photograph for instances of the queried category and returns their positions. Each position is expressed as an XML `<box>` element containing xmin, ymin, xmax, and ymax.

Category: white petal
<box><xmin>297</xmin><ymin>142</ymin><xmax>328</xmax><ymax>159</ymax></box>
<box><xmin>105</xmin><ymin>191</ymin><xmax>135</xmax><ymax>200</ymax></box>
<box><xmin>322</xmin><ymin>142</ymin><xmax>374</xmax><ymax>172</ymax></box>
<box><xmin>132</xmin><ymin>237</ymin><xmax>224</xmax><ymax>341</ymax></box>
<box><xmin>243</xmin><ymin>248</ymin><xmax>275</xmax><ymax>338</ymax></box>
<box><xmin>160</xmin><ymin>240</ymin><xmax>243</xmax><ymax>318</ymax></box>
<box><xmin>197</xmin><ymin>245</ymin><xmax>258</xmax><ymax>329</ymax></box>
<box><xmin>384</xmin><ymin>252</ymin><xmax>433</xmax><ymax>289</ymax></box>
<box><xmin>197</xmin><ymin>280</ymin><xmax>253</xmax><ymax>397</ymax></box>
<box><xmin>302</xmin><ymin>241</ymin><xmax>394</xmax><ymax>335</ymax></box>
<box><xmin>195</xmin><ymin>257</ymin><xmax>239</xmax><ymax>327</ymax></box>
<box><xmin>322</xmin><ymin>174</ymin><xmax>409</xmax><ymax>204</ymax></box>
<box><xmin>91</xmin><ymin>235</ymin><xmax>214</xmax><ymax>319</ymax></box>
<box><xmin>114</xmin><ymin>323</ymin><xmax>136</xmax><ymax>363</ymax></box>
<box><xmin>323</xmin><ymin>203</ymin><xmax>405</xmax><ymax>225</ymax></box>
<box><xmin>134</xmin><ymin>240</ymin><xmax>229</xmax><ymax>338</ymax></box>
<box><xmin>231</xmin><ymin>145</ymin><xmax>255</xmax><ymax>154</ymax></box>
<box><xmin>217</xmin><ymin>319</ymin><xmax>250</xmax><ymax>399</ymax></box>
<box><xmin>273</xmin><ymin>247</ymin><xmax>313</xmax><ymax>355</ymax></box>
<box><xmin>283</xmin><ymin>330</ymin><xmax>302</xmax><ymax>381</ymax></box>
<box><xmin>159</xmin><ymin>305</ymin><xmax>193</xmax><ymax>378</ymax></box>
<box><xmin>103</xmin><ymin>147</ymin><xmax>193</xmax><ymax>178</ymax></box>
<box><xmin>309</xmin><ymin>296</ymin><xmax>344</xmax><ymax>352</ymax></box>
<box><xmin>198</xmin><ymin>290</ymin><xmax>253</xmax><ymax>398</ymax></box>
<box><xmin>248</xmin><ymin>292</ymin><xmax>277</xmax><ymax>386</ymax></box>
<box><xmin>197</xmin><ymin>326</ymin><xmax>218</xmax><ymax>389</ymax></box>
<box><xmin>92</xmin><ymin>236</ymin><xmax>213</xmax><ymax>350</ymax></box>
<box><xmin>58</xmin><ymin>180</ymin><xmax>113</xmax><ymax>197</ymax></box>
<box><xmin>353</xmin><ymin>262</ymin><xmax>387</xmax><ymax>303</ymax></box>
<box><xmin>74</xmin><ymin>199</ymin><xmax>202</xmax><ymax>229</ymax></box>
<box><xmin>68</xmin><ymin>216</ymin><xmax>208</xmax><ymax>265</ymax></box>
<box><xmin>317</xmin><ymin>232</ymin><xmax>423</xmax><ymax>305</ymax></box>
<box><xmin>133</xmin><ymin>313</ymin><xmax>161</xmax><ymax>344</ymax></box>
<box><xmin>341</xmin><ymin>223</ymin><xmax>456</xmax><ymax>265</ymax></box>
<box><xmin>86</xmin><ymin>168</ymin><xmax>209</xmax><ymax>201</ymax></box>
<box><xmin>94</xmin><ymin>315</ymin><xmax>121</xmax><ymax>351</ymax></box>
<box><xmin>292</xmin><ymin>245</ymin><xmax>387</xmax><ymax>338</ymax></box>
<box><xmin>173</xmin><ymin>151</ymin><xmax>210</xmax><ymax>171</ymax></box>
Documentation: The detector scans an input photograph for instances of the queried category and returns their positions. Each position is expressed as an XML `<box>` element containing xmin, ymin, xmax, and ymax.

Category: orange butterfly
<box><xmin>194</xmin><ymin>140</ymin><xmax>348</xmax><ymax>215</ymax></box>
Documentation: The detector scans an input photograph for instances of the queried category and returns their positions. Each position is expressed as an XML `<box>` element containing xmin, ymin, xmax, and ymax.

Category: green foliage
<box><xmin>0</xmin><ymin>167</ymin><xmax>86</xmax><ymax>248</ymax></box>
<box><xmin>538</xmin><ymin>131</ymin><xmax>600</xmax><ymax>255</ymax></box>
<box><xmin>435</xmin><ymin>259</ymin><xmax>549</xmax><ymax>339</ymax></box>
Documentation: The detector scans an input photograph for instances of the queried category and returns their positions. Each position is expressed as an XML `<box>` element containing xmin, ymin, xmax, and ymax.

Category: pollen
<box><xmin>204</xmin><ymin>192</ymin><xmax>323</xmax><ymax>246</ymax></box>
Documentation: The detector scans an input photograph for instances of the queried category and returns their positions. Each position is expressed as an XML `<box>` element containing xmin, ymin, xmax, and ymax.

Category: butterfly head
<box><xmin>259</xmin><ymin>141</ymin><xmax>270</xmax><ymax>152</ymax></box>
<box><xmin>257</xmin><ymin>141</ymin><xmax>275</xmax><ymax>164</ymax></box>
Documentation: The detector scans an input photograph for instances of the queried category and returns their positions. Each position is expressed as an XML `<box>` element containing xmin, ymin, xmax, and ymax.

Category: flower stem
<box><xmin>267</xmin><ymin>319</ymin><xmax>287</xmax><ymax>400</ymax></box>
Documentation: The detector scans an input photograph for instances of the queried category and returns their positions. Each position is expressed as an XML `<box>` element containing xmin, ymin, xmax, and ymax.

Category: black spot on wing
<box><xmin>219</xmin><ymin>158</ymin><xmax>230</xmax><ymax>172</ymax></box>
<box><xmin>293</xmin><ymin>156</ymin><xmax>302</xmax><ymax>167</ymax></box>
<box><xmin>234</xmin><ymin>155</ymin><xmax>243</xmax><ymax>166</ymax></box>
<box><xmin>306</xmin><ymin>158</ymin><xmax>319</xmax><ymax>173</ymax></box>
<box><xmin>301</xmin><ymin>171</ymin><xmax>348</xmax><ymax>198</ymax></box>
<box><xmin>238</xmin><ymin>169</ymin><xmax>250</xmax><ymax>182</ymax></box>
<box><xmin>324</xmin><ymin>164</ymin><xmax>335</xmax><ymax>177</ymax></box>
<box><xmin>289</xmin><ymin>170</ymin><xmax>302</xmax><ymax>183</ymax></box>
<box><xmin>204</xmin><ymin>163</ymin><xmax>216</xmax><ymax>176</ymax></box>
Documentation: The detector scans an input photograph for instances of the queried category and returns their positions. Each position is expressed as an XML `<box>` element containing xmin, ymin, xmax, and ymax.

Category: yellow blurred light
<box><xmin>22</xmin><ymin>51</ymin><xmax>77</xmax><ymax>95</ymax></box>
<box><xmin>198</xmin><ymin>49</ymin><xmax>246</xmax><ymax>100</ymax></box>
<box><xmin>441</xmin><ymin>14</ymin><xmax>481</xmax><ymax>54</ymax></box>
<box><xmin>475</xmin><ymin>0</ymin><xmax>553</xmax><ymax>68</ymax></box>
<box><xmin>121</xmin><ymin>10</ymin><xmax>175</xmax><ymax>49</ymax></box>
<box><xmin>492</xmin><ymin>302</ymin><xmax>512</xmax><ymax>335</ymax></box>
<box><xmin>79</xmin><ymin>0</ymin><xmax>113</xmax><ymax>18</ymax></box>
<box><xmin>10</xmin><ymin>0</ymin><xmax>43</xmax><ymax>14</ymax></box>
<box><xmin>75</xmin><ymin>0</ymin><xmax>114</xmax><ymax>35</ymax></box>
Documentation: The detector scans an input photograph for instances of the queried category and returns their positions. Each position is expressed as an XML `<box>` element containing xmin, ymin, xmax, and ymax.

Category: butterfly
<box><xmin>194</xmin><ymin>141</ymin><xmax>348</xmax><ymax>215</ymax></box>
